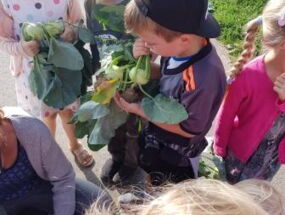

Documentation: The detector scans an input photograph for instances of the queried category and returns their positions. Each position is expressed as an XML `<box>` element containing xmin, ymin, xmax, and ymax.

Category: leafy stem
<box><xmin>138</xmin><ymin>84</ymin><xmax>153</xmax><ymax>99</ymax></box>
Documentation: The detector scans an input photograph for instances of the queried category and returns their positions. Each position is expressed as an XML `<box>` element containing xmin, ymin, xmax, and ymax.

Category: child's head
<box><xmin>138</xmin><ymin>179</ymin><xmax>267</xmax><ymax>215</ymax></box>
<box><xmin>236</xmin><ymin>179</ymin><xmax>284</xmax><ymax>215</ymax></box>
<box><xmin>85</xmin><ymin>179</ymin><xmax>274</xmax><ymax>215</ymax></box>
<box><xmin>124</xmin><ymin>0</ymin><xmax>220</xmax><ymax>57</ymax></box>
<box><xmin>230</xmin><ymin>0</ymin><xmax>285</xmax><ymax>79</ymax></box>
<box><xmin>262</xmin><ymin>0</ymin><xmax>285</xmax><ymax>49</ymax></box>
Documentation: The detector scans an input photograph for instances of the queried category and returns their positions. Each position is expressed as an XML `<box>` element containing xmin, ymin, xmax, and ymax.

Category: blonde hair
<box><xmin>229</xmin><ymin>0</ymin><xmax>285</xmax><ymax>80</ymax></box>
<box><xmin>236</xmin><ymin>179</ymin><xmax>284</xmax><ymax>215</ymax></box>
<box><xmin>124</xmin><ymin>0</ymin><xmax>182</xmax><ymax>42</ymax></box>
<box><xmin>137</xmin><ymin>179</ymin><xmax>267</xmax><ymax>215</ymax></box>
<box><xmin>86</xmin><ymin>179</ymin><xmax>284</xmax><ymax>215</ymax></box>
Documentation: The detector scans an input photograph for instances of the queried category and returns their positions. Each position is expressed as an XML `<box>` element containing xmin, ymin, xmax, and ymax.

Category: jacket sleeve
<box><xmin>0</xmin><ymin>1</ymin><xmax>29</xmax><ymax>57</ymax></box>
<box><xmin>38</xmin><ymin>121</ymin><xmax>76</xmax><ymax>215</ymax></box>
<box><xmin>213</xmin><ymin>73</ymin><xmax>248</xmax><ymax>157</ymax></box>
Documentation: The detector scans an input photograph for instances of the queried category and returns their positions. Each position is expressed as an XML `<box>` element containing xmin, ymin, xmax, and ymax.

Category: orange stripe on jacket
<box><xmin>183</xmin><ymin>66</ymin><xmax>196</xmax><ymax>91</ymax></box>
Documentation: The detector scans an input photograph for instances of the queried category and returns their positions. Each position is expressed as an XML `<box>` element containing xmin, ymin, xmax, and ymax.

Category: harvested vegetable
<box><xmin>22</xmin><ymin>23</ymin><xmax>44</xmax><ymax>41</ymax></box>
<box><xmin>21</xmin><ymin>20</ymin><xmax>95</xmax><ymax>109</ymax></box>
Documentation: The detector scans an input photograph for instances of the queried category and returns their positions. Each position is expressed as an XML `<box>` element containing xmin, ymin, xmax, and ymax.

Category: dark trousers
<box><xmin>138</xmin><ymin>133</ymin><xmax>194</xmax><ymax>185</ymax></box>
<box><xmin>108</xmin><ymin>114</ymin><xmax>140</xmax><ymax>169</ymax></box>
<box><xmin>139</xmin><ymin>153</ymin><xmax>194</xmax><ymax>185</ymax></box>
<box><xmin>1</xmin><ymin>179</ymin><xmax>113</xmax><ymax>215</ymax></box>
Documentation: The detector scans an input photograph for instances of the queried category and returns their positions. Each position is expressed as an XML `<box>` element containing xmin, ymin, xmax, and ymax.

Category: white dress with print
<box><xmin>2</xmin><ymin>0</ymin><xmax>79</xmax><ymax>118</ymax></box>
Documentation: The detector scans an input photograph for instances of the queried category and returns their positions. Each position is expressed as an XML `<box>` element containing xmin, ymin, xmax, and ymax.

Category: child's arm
<box><xmin>60</xmin><ymin>0</ymin><xmax>84</xmax><ymax>42</ymax></box>
<box><xmin>0</xmin><ymin>2</ymin><xmax>38</xmax><ymax>57</ymax></box>
<box><xmin>67</xmin><ymin>0</ymin><xmax>84</xmax><ymax>24</ymax></box>
<box><xmin>214</xmin><ymin>74</ymin><xmax>248</xmax><ymax>157</ymax></box>
<box><xmin>114</xmin><ymin>92</ymin><xmax>194</xmax><ymax>138</ymax></box>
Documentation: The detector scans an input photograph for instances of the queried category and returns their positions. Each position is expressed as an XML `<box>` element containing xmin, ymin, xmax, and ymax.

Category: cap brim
<box><xmin>195</xmin><ymin>13</ymin><xmax>221</xmax><ymax>38</ymax></box>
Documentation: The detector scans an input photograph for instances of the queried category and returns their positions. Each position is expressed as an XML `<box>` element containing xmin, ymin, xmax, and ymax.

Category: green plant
<box><xmin>211</xmin><ymin>0</ymin><xmax>266</xmax><ymax>58</ymax></box>
<box><xmin>22</xmin><ymin>21</ymin><xmax>95</xmax><ymax>109</ymax></box>
<box><xmin>72</xmin><ymin>39</ymin><xmax>188</xmax><ymax>151</ymax></box>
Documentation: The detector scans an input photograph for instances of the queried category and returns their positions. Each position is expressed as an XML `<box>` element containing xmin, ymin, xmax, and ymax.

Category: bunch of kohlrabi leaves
<box><xmin>72</xmin><ymin>39</ymin><xmax>188</xmax><ymax>151</ymax></box>
<box><xmin>22</xmin><ymin>20</ymin><xmax>95</xmax><ymax>109</ymax></box>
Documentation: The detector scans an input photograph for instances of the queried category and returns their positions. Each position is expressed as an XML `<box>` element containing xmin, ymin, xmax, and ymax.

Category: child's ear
<box><xmin>180</xmin><ymin>34</ymin><xmax>192</xmax><ymax>43</ymax></box>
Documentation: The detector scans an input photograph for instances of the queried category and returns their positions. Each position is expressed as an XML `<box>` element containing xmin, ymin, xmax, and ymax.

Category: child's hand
<box><xmin>22</xmin><ymin>40</ymin><xmax>39</xmax><ymax>57</ymax></box>
<box><xmin>60</xmin><ymin>24</ymin><xmax>76</xmax><ymax>43</ymax></box>
<box><xmin>133</xmin><ymin>39</ymin><xmax>150</xmax><ymax>59</ymax></box>
<box><xmin>274</xmin><ymin>73</ymin><xmax>285</xmax><ymax>101</ymax></box>
<box><xmin>114</xmin><ymin>92</ymin><xmax>142</xmax><ymax>115</ymax></box>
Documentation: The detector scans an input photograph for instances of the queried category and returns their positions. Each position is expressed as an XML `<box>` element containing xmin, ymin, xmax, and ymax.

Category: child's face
<box><xmin>138</xmin><ymin>31</ymin><xmax>187</xmax><ymax>57</ymax></box>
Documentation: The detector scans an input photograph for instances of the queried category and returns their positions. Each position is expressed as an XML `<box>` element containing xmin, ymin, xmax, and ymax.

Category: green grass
<box><xmin>211</xmin><ymin>0</ymin><xmax>267</xmax><ymax>58</ymax></box>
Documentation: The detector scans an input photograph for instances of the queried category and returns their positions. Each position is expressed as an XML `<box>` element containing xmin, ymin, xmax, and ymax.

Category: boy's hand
<box><xmin>21</xmin><ymin>40</ymin><xmax>39</xmax><ymax>57</ymax></box>
<box><xmin>274</xmin><ymin>73</ymin><xmax>285</xmax><ymax>101</ymax></box>
<box><xmin>114</xmin><ymin>92</ymin><xmax>143</xmax><ymax>116</ymax></box>
<box><xmin>60</xmin><ymin>24</ymin><xmax>76</xmax><ymax>43</ymax></box>
<box><xmin>133</xmin><ymin>39</ymin><xmax>150</xmax><ymax>59</ymax></box>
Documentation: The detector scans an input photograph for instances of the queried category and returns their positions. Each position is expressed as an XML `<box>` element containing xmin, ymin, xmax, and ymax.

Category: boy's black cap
<box><xmin>134</xmin><ymin>0</ymin><xmax>220</xmax><ymax>38</ymax></box>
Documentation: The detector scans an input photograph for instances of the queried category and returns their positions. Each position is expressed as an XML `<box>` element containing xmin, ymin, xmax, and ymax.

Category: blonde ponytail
<box><xmin>229</xmin><ymin>16</ymin><xmax>262</xmax><ymax>81</ymax></box>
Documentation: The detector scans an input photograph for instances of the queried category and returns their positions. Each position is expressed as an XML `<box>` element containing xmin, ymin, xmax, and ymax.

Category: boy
<box><xmin>115</xmin><ymin>0</ymin><xmax>227</xmax><ymax>184</ymax></box>
<box><xmin>84</xmin><ymin>0</ymin><xmax>142</xmax><ymax>187</ymax></box>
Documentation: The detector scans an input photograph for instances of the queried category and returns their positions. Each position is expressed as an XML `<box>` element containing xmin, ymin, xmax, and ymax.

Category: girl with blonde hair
<box><xmin>86</xmin><ymin>178</ymin><xmax>283</xmax><ymax>215</ymax></box>
<box><xmin>214</xmin><ymin>0</ymin><xmax>285</xmax><ymax>184</ymax></box>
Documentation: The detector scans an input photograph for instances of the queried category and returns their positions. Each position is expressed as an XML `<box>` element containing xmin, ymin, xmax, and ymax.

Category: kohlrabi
<box><xmin>22</xmin><ymin>22</ymin><xmax>45</xmax><ymax>41</ymax></box>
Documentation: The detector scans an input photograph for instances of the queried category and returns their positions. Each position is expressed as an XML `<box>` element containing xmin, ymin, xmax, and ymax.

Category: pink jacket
<box><xmin>0</xmin><ymin>0</ymin><xmax>83</xmax><ymax>77</ymax></box>
<box><xmin>214</xmin><ymin>56</ymin><xmax>285</xmax><ymax>164</ymax></box>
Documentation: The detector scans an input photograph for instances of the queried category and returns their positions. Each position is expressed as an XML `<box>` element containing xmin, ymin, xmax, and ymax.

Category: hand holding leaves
<box><xmin>60</xmin><ymin>23</ymin><xmax>76</xmax><ymax>43</ymax></box>
<box><xmin>21</xmin><ymin>40</ymin><xmax>40</xmax><ymax>57</ymax></box>
<box><xmin>114</xmin><ymin>91</ymin><xmax>142</xmax><ymax>115</ymax></box>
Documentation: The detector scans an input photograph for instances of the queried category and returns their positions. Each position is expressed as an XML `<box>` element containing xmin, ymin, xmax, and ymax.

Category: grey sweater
<box><xmin>6</xmin><ymin>110</ymin><xmax>76</xmax><ymax>215</ymax></box>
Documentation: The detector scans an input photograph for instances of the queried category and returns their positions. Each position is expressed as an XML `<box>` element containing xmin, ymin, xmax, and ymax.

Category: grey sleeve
<box><xmin>179</xmin><ymin>87</ymin><xmax>218</xmax><ymax>135</ymax></box>
<box><xmin>10</xmin><ymin>115</ymin><xmax>76</xmax><ymax>215</ymax></box>
<box><xmin>38</xmin><ymin>121</ymin><xmax>76</xmax><ymax>215</ymax></box>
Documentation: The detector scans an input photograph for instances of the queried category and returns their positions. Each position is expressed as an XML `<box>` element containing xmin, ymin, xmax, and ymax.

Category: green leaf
<box><xmin>75</xmin><ymin>101</ymin><xmax>109</xmax><ymax>122</ymax></box>
<box><xmin>88</xmin><ymin>101</ymin><xmax>128</xmax><ymax>151</ymax></box>
<box><xmin>29</xmin><ymin>56</ymin><xmax>53</xmax><ymax>100</ymax></box>
<box><xmin>94</xmin><ymin>4</ymin><xmax>125</xmax><ymax>33</ymax></box>
<box><xmin>92</xmin><ymin>79</ymin><xmax>118</xmax><ymax>104</ymax></box>
<box><xmin>48</xmin><ymin>38</ymin><xmax>84</xmax><ymax>71</ymax></box>
<box><xmin>141</xmin><ymin>94</ymin><xmax>188</xmax><ymax>124</ymax></box>
<box><xmin>78</xmin><ymin>27</ymin><xmax>95</xmax><ymax>44</ymax></box>
<box><xmin>75</xmin><ymin>119</ymin><xmax>97</xmax><ymax>139</ymax></box>
<box><xmin>42</xmin><ymin>67</ymin><xmax>82</xmax><ymax>109</ymax></box>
